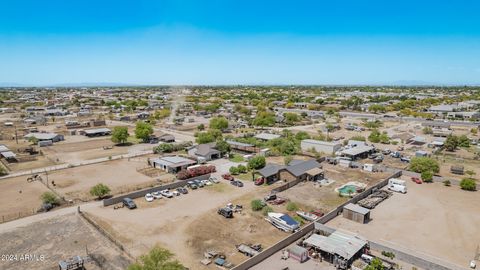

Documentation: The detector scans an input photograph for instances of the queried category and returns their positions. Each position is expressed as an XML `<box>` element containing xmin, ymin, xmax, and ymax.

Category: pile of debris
<box><xmin>236</xmin><ymin>243</ymin><xmax>262</xmax><ymax>257</ymax></box>
<box><xmin>357</xmin><ymin>190</ymin><xmax>392</xmax><ymax>209</ymax></box>
<box><xmin>201</xmin><ymin>250</ymin><xmax>235</xmax><ymax>269</ymax></box>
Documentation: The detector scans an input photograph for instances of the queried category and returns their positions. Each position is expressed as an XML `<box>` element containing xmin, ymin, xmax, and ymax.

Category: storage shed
<box><xmin>287</xmin><ymin>245</ymin><xmax>309</xmax><ymax>263</ymax></box>
<box><xmin>343</xmin><ymin>203</ymin><xmax>370</xmax><ymax>224</ymax></box>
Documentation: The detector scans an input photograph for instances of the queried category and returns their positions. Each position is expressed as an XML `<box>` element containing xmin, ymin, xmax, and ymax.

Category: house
<box><xmin>422</xmin><ymin>121</ymin><xmax>451</xmax><ymax>129</ymax></box>
<box><xmin>428</xmin><ymin>105</ymin><xmax>456</xmax><ymax>115</ymax></box>
<box><xmin>84</xmin><ymin>128</ymin><xmax>111</xmax><ymax>137</ymax></box>
<box><xmin>24</xmin><ymin>133</ymin><xmax>64</xmax><ymax>142</ymax></box>
<box><xmin>257</xmin><ymin>159</ymin><xmax>323</xmax><ymax>184</ymax></box>
<box><xmin>188</xmin><ymin>143</ymin><xmax>221</xmax><ymax>161</ymax></box>
<box><xmin>151</xmin><ymin>156</ymin><xmax>197</xmax><ymax>173</ymax></box>
<box><xmin>301</xmin><ymin>139</ymin><xmax>342</xmax><ymax>155</ymax></box>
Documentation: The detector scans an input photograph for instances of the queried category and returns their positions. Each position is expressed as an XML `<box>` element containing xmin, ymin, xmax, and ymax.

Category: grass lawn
<box><xmin>236</xmin><ymin>172</ymin><xmax>254</xmax><ymax>181</ymax></box>
<box><xmin>229</xmin><ymin>154</ymin><xmax>245</xmax><ymax>163</ymax></box>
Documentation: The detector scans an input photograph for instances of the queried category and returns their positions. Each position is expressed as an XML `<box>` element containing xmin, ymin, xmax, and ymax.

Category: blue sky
<box><xmin>1</xmin><ymin>0</ymin><xmax>479</xmax><ymax>85</ymax></box>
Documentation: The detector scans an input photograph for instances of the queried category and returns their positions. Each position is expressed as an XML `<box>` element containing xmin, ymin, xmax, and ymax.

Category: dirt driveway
<box><xmin>84</xmin><ymin>179</ymin><xmax>285</xmax><ymax>269</ymax></box>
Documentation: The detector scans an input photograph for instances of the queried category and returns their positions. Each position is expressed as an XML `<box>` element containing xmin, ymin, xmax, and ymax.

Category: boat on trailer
<box><xmin>296</xmin><ymin>211</ymin><xmax>319</xmax><ymax>222</ymax></box>
<box><xmin>266</xmin><ymin>212</ymin><xmax>299</xmax><ymax>232</ymax></box>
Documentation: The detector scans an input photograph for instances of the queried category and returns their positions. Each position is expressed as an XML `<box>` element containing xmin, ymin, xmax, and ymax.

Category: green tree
<box><xmin>284</xmin><ymin>155</ymin><xmax>293</xmax><ymax>165</ymax></box>
<box><xmin>196</xmin><ymin>132</ymin><xmax>215</xmax><ymax>144</ymax></box>
<box><xmin>460</xmin><ymin>178</ymin><xmax>477</xmax><ymax>191</ymax></box>
<box><xmin>410</xmin><ymin>157</ymin><xmax>440</xmax><ymax>173</ymax></box>
<box><xmin>251</xmin><ymin>199</ymin><xmax>265</xmax><ymax>211</ymax></box>
<box><xmin>444</xmin><ymin>135</ymin><xmax>459</xmax><ymax>151</ymax></box>
<box><xmin>135</xmin><ymin>121</ymin><xmax>154</xmax><ymax>142</ymax></box>
<box><xmin>215</xmin><ymin>140</ymin><xmax>231</xmax><ymax>156</ymax></box>
<box><xmin>89</xmin><ymin>183</ymin><xmax>111</xmax><ymax>199</ymax></box>
<box><xmin>41</xmin><ymin>192</ymin><xmax>59</xmax><ymax>205</ymax></box>
<box><xmin>209</xmin><ymin>117</ymin><xmax>229</xmax><ymax>130</ymax></box>
<box><xmin>197</xmin><ymin>124</ymin><xmax>205</xmax><ymax>131</ymax></box>
<box><xmin>253</xmin><ymin>111</ymin><xmax>276</xmax><ymax>127</ymax></box>
<box><xmin>458</xmin><ymin>135</ymin><xmax>470</xmax><ymax>148</ymax></box>
<box><xmin>127</xmin><ymin>246</ymin><xmax>185</xmax><ymax>270</ymax></box>
<box><xmin>284</xmin><ymin>112</ymin><xmax>300</xmax><ymax>125</ymax></box>
<box><xmin>111</xmin><ymin>126</ymin><xmax>129</xmax><ymax>145</ymax></box>
<box><xmin>364</xmin><ymin>258</ymin><xmax>384</xmax><ymax>270</ymax></box>
<box><xmin>421</xmin><ymin>171</ymin><xmax>433</xmax><ymax>183</ymax></box>
<box><xmin>248</xmin><ymin>156</ymin><xmax>266</xmax><ymax>170</ymax></box>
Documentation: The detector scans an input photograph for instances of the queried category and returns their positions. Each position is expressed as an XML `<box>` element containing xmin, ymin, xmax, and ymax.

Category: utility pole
<box><xmin>14</xmin><ymin>125</ymin><xmax>18</xmax><ymax>144</ymax></box>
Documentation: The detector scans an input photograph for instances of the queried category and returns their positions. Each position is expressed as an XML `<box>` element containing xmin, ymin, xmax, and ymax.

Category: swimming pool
<box><xmin>335</xmin><ymin>181</ymin><xmax>367</xmax><ymax>196</ymax></box>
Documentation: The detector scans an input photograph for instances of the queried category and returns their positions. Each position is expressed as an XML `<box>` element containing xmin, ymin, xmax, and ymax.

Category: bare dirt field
<box><xmin>327</xmin><ymin>177</ymin><xmax>480</xmax><ymax>268</ymax></box>
<box><xmin>0</xmin><ymin>175</ymin><xmax>50</xmax><ymax>223</ymax></box>
<box><xmin>42</xmin><ymin>136</ymin><xmax>152</xmax><ymax>164</ymax></box>
<box><xmin>0</xmin><ymin>213</ymin><xmax>130</xmax><ymax>270</ymax></box>
<box><xmin>44</xmin><ymin>157</ymin><xmax>170</xmax><ymax>201</ymax></box>
<box><xmin>84</xmin><ymin>180</ymin><xmax>288</xmax><ymax>269</ymax></box>
<box><xmin>278</xmin><ymin>165</ymin><xmax>391</xmax><ymax>212</ymax></box>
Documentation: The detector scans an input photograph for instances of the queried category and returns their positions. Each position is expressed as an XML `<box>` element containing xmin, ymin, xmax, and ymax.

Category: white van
<box><xmin>388</xmin><ymin>178</ymin><xmax>406</xmax><ymax>186</ymax></box>
<box><xmin>388</xmin><ymin>183</ymin><xmax>407</xmax><ymax>194</ymax></box>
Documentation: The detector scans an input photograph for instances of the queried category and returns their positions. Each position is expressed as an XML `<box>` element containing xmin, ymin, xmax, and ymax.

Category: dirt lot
<box><xmin>327</xmin><ymin>177</ymin><xmax>480</xmax><ymax>268</ymax></box>
<box><xmin>42</xmin><ymin>136</ymin><xmax>153</xmax><ymax>164</ymax></box>
<box><xmin>277</xmin><ymin>165</ymin><xmax>391</xmax><ymax>213</ymax></box>
<box><xmin>84</xmin><ymin>179</ymin><xmax>289</xmax><ymax>269</ymax></box>
<box><xmin>42</xmin><ymin>157</ymin><xmax>170</xmax><ymax>201</ymax></box>
<box><xmin>0</xmin><ymin>213</ymin><xmax>130</xmax><ymax>270</ymax></box>
<box><xmin>0</xmin><ymin>175</ymin><xmax>51</xmax><ymax>223</ymax></box>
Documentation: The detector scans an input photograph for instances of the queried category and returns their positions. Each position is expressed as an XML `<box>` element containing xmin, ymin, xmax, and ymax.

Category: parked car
<box><xmin>400</xmin><ymin>156</ymin><xmax>411</xmax><ymax>163</ymax></box>
<box><xmin>151</xmin><ymin>191</ymin><xmax>163</xmax><ymax>199</ymax></box>
<box><xmin>270</xmin><ymin>198</ymin><xmax>287</xmax><ymax>205</ymax></box>
<box><xmin>382</xmin><ymin>149</ymin><xmax>392</xmax><ymax>155</ymax></box>
<box><xmin>390</xmin><ymin>151</ymin><xmax>401</xmax><ymax>158</ymax></box>
<box><xmin>160</xmin><ymin>189</ymin><xmax>174</xmax><ymax>198</ymax></box>
<box><xmin>222</xmin><ymin>173</ymin><xmax>234</xmax><ymax>181</ymax></box>
<box><xmin>373</xmin><ymin>156</ymin><xmax>383</xmax><ymax>164</ymax></box>
<box><xmin>187</xmin><ymin>181</ymin><xmax>198</xmax><ymax>189</ymax></box>
<box><xmin>172</xmin><ymin>190</ymin><xmax>180</xmax><ymax>196</ymax></box>
<box><xmin>145</xmin><ymin>193</ymin><xmax>154</xmax><ymax>202</ymax></box>
<box><xmin>231</xmin><ymin>180</ymin><xmax>244</xmax><ymax>187</ymax></box>
<box><xmin>122</xmin><ymin>198</ymin><xmax>137</xmax><ymax>209</ymax></box>
<box><xmin>201</xmin><ymin>179</ymin><xmax>213</xmax><ymax>186</ymax></box>
<box><xmin>176</xmin><ymin>187</ymin><xmax>188</xmax><ymax>194</ymax></box>
<box><xmin>264</xmin><ymin>193</ymin><xmax>277</xmax><ymax>202</ymax></box>
<box><xmin>254</xmin><ymin>177</ymin><xmax>264</xmax><ymax>186</ymax></box>
<box><xmin>411</xmin><ymin>177</ymin><xmax>422</xmax><ymax>184</ymax></box>
<box><xmin>194</xmin><ymin>179</ymin><xmax>205</xmax><ymax>188</ymax></box>
<box><xmin>209</xmin><ymin>176</ymin><xmax>219</xmax><ymax>183</ymax></box>
<box><xmin>218</xmin><ymin>207</ymin><xmax>233</xmax><ymax>218</ymax></box>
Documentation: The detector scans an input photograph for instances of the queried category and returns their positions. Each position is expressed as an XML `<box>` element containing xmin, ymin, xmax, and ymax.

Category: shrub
<box><xmin>251</xmin><ymin>199</ymin><xmax>264</xmax><ymax>211</ymax></box>
<box><xmin>41</xmin><ymin>192</ymin><xmax>59</xmax><ymax>205</ymax></box>
<box><xmin>262</xmin><ymin>206</ymin><xmax>273</xmax><ymax>216</ymax></box>
<box><xmin>229</xmin><ymin>166</ymin><xmax>240</xmax><ymax>175</ymax></box>
<box><xmin>237</xmin><ymin>164</ymin><xmax>247</xmax><ymax>174</ymax></box>
<box><xmin>443</xmin><ymin>180</ymin><xmax>451</xmax><ymax>186</ymax></box>
<box><xmin>286</xmin><ymin>202</ymin><xmax>299</xmax><ymax>212</ymax></box>
<box><xmin>381</xmin><ymin>251</ymin><xmax>395</xmax><ymax>259</ymax></box>
<box><xmin>421</xmin><ymin>171</ymin><xmax>433</xmax><ymax>183</ymax></box>
<box><xmin>460</xmin><ymin>178</ymin><xmax>477</xmax><ymax>191</ymax></box>
<box><xmin>90</xmin><ymin>183</ymin><xmax>111</xmax><ymax>199</ymax></box>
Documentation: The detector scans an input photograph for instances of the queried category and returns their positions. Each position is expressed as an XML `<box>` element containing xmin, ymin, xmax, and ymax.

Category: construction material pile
<box><xmin>358</xmin><ymin>190</ymin><xmax>392</xmax><ymax>209</ymax></box>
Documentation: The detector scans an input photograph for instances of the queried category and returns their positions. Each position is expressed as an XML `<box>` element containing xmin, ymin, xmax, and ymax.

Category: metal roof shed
<box><xmin>303</xmin><ymin>231</ymin><xmax>367</xmax><ymax>261</ymax></box>
<box><xmin>343</xmin><ymin>203</ymin><xmax>370</xmax><ymax>223</ymax></box>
